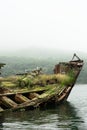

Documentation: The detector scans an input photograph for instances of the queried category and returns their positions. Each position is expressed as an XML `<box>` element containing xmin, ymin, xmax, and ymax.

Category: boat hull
<box><xmin>0</xmin><ymin>54</ymin><xmax>84</xmax><ymax>112</ymax></box>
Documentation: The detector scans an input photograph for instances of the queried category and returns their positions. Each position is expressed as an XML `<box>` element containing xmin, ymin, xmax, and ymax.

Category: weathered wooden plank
<box><xmin>0</xmin><ymin>87</ymin><xmax>48</xmax><ymax>96</ymax></box>
<box><xmin>0</xmin><ymin>107</ymin><xmax>4</xmax><ymax>112</ymax></box>
<box><xmin>58</xmin><ymin>87</ymin><xmax>71</xmax><ymax>102</ymax></box>
<box><xmin>15</xmin><ymin>94</ymin><xmax>30</xmax><ymax>103</ymax></box>
<box><xmin>0</xmin><ymin>96</ymin><xmax>17</xmax><ymax>108</ymax></box>
<box><xmin>29</xmin><ymin>93</ymin><xmax>39</xmax><ymax>99</ymax></box>
<box><xmin>12</xmin><ymin>87</ymin><xmax>61</xmax><ymax>111</ymax></box>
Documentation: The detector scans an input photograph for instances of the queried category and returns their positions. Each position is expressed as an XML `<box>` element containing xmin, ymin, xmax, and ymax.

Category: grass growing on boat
<box><xmin>1</xmin><ymin>81</ymin><xmax>16</xmax><ymax>88</ymax></box>
<box><xmin>37</xmin><ymin>74</ymin><xmax>74</xmax><ymax>86</ymax></box>
<box><xmin>55</xmin><ymin>74</ymin><xmax>74</xmax><ymax>86</ymax></box>
<box><xmin>38</xmin><ymin>84</ymin><xmax>66</xmax><ymax>99</ymax></box>
<box><xmin>0</xmin><ymin>73</ymin><xmax>75</xmax><ymax>90</ymax></box>
<box><xmin>17</xmin><ymin>77</ymin><xmax>32</xmax><ymax>88</ymax></box>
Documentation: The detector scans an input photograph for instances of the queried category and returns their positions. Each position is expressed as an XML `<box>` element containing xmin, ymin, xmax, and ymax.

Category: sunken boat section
<box><xmin>0</xmin><ymin>54</ymin><xmax>83</xmax><ymax>112</ymax></box>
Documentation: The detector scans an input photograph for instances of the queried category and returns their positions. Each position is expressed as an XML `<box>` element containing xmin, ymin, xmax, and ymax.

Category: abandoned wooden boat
<box><xmin>0</xmin><ymin>54</ymin><xmax>83</xmax><ymax>112</ymax></box>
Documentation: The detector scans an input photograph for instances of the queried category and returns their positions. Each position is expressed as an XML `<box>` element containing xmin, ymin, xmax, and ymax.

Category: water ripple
<box><xmin>0</xmin><ymin>84</ymin><xmax>87</xmax><ymax>130</ymax></box>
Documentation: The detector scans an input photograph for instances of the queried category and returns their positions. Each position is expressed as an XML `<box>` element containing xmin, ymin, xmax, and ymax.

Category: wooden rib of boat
<box><xmin>0</xmin><ymin>54</ymin><xmax>84</xmax><ymax>112</ymax></box>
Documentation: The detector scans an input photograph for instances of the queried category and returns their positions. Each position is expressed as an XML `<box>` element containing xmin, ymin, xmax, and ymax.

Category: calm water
<box><xmin>0</xmin><ymin>84</ymin><xmax>87</xmax><ymax>130</ymax></box>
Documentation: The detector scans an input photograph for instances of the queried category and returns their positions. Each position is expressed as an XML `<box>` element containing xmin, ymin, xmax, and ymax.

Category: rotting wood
<box><xmin>0</xmin><ymin>96</ymin><xmax>17</xmax><ymax>108</ymax></box>
<box><xmin>28</xmin><ymin>93</ymin><xmax>39</xmax><ymax>99</ymax></box>
<box><xmin>57</xmin><ymin>87</ymin><xmax>71</xmax><ymax>102</ymax></box>
<box><xmin>0</xmin><ymin>87</ymin><xmax>50</xmax><ymax>97</ymax></box>
<box><xmin>0</xmin><ymin>54</ymin><xmax>84</xmax><ymax>112</ymax></box>
<box><xmin>12</xmin><ymin>86</ymin><xmax>66</xmax><ymax>111</ymax></box>
<box><xmin>0</xmin><ymin>107</ymin><xmax>4</xmax><ymax>112</ymax></box>
<box><xmin>15</xmin><ymin>94</ymin><xmax>30</xmax><ymax>103</ymax></box>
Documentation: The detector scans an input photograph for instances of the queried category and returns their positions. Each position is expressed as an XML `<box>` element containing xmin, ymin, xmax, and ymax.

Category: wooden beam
<box><xmin>0</xmin><ymin>107</ymin><xmax>4</xmax><ymax>112</ymax></box>
<box><xmin>15</xmin><ymin>94</ymin><xmax>30</xmax><ymax>103</ymax></box>
<box><xmin>0</xmin><ymin>96</ymin><xmax>17</xmax><ymax>108</ymax></box>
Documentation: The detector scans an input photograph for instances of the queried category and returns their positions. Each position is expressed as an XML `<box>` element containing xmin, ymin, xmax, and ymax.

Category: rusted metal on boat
<box><xmin>0</xmin><ymin>54</ymin><xmax>84</xmax><ymax>112</ymax></box>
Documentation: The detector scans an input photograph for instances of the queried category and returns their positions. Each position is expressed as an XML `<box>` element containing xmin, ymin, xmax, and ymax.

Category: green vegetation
<box><xmin>0</xmin><ymin>72</ymin><xmax>75</xmax><ymax>90</ymax></box>
<box><xmin>0</xmin><ymin>56</ymin><xmax>85</xmax><ymax>84</ymax></box>
<box><xmin>1</xmin><ymin>81</ymin><xmax>16</xmax><ymax>88</ymax></box>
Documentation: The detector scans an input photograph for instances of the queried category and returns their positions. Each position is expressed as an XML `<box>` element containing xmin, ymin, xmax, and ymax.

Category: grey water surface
<box><xmin>0</xmin><ymin>84</ymin><xmax>87</xmax><ymax>130</ymax></box>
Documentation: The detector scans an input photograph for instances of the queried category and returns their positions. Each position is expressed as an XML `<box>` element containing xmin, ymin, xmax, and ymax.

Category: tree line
<box><xmin>0</xmin><ymin>56</ymin><xmax>86</xmax><ymax>84</ymax></box>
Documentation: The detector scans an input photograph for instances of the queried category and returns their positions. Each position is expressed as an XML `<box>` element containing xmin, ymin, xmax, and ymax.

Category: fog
<box><xmin>0</xmin><ymin>0</ymin><xmax>87</xmax><ymax>56</ymax></box>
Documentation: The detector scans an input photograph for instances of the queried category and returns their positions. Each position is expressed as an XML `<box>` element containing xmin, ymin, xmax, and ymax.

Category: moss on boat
<box><xmin>0</xmin><ymin>73</ymin><xmax>74</xmax><ymax>91</ymax></box>
<box><xmin>0</xmin><ymin>54</ymin><xmax>84</xmax><ymax>112</ymax></box>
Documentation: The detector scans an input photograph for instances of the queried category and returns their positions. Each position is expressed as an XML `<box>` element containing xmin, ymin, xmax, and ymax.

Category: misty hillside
<box><xmin>0</xmin><ymin>49</ymin><xmax>87</xmax><ymax>84</ymax></box>
<box><xmin>14</xmin><ymin>48</ymin><xmax>73</xmax><ymax>58</ymax></box>
<box><xmin>0</xmin><ymin>47</ymin><xmax>76</xmax><ymax>59</ymax></box>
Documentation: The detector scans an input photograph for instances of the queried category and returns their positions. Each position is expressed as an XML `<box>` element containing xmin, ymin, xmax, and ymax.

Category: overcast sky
<box><xmin>0</xmin><ymin>0</ymin><xmax>87</xmax><ymax>53</ymax></box>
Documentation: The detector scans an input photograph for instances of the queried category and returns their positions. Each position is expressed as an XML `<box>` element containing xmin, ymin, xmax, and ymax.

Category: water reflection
<box><xmin>0</xmin><ymin>101</ymin><xmax>86</xmax><ymax>130</ymax></box>
<box><xmin>0</xmin><ymin>114</ymin><xmax>5</xmax><ymax>129</ymax></box>
<box><xmin>55</xmin><ymin>102</ymin><xmax>84</xmax><ymax>130</ymax></box>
